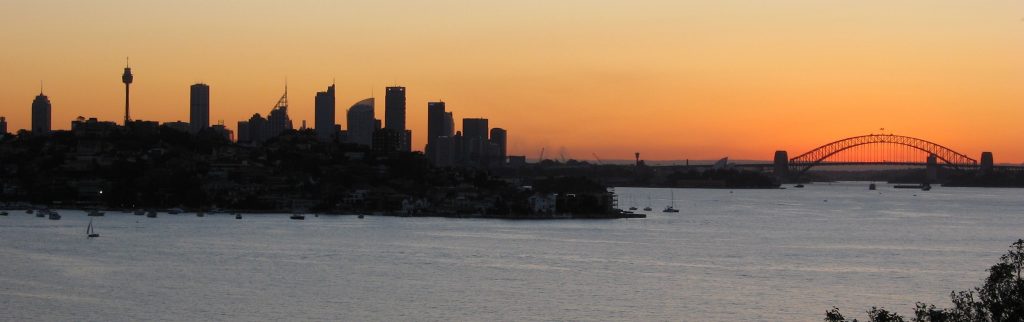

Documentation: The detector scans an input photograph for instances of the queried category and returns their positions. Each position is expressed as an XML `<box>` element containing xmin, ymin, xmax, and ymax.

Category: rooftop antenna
<box><xmin>39</xmin><ymin>80</ymin><xmax>43</xmax><ymax>94</ymax></box>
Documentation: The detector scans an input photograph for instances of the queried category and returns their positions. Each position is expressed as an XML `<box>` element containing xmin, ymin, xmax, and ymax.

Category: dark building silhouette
<box><xmin>236</xmin><ymin>87</ymin><xmax>292</xmax><ymax>144</ymax></box>
<box><xmin>210</xmin><ymin>123</ymin><xmax>234</xmax><ymax>141</ymax></box>
<box><xmin>163</xmin><ymin>121</ymin><xmax>191</xmax><ymax>133</ymax></box>
<box><xmin>426</xmin><ymin>101</ymin><xmax>448</xmax><ymax>162</ymax></box>
<box><xmin>385</xmin><ymin>86</ymin><xmax>405</xmax><ymax>131</ymax></box>
<box><xmin>385</xmin><ymin>86</ymin><xmax>410</xmax><ymax>151</ymax></box>
<box><xmin>346</xmin><ymin>98</ymin><xmax>375</xmax><ymax>147</ymax></box>
<box><xmin>122</xmin><ymin>62</ymin><xmax>133</xmax><ymax>125</ymax></box>
<box><xmin>0</xmin><ymin>116</ymin><xmax>7</xmax><ymax>135</ymax></box>
<box><xmin>462</xmin><ymin>118</ymin><xmax>489</xmax><ymax>165</ymax></box>
<box><xmin>490</xmin><ymin>128</ymin><xmax>507</xmax><ymax>166</ymax></box>
<box><xmin>31</xmin><ymin>91</ymin><xmax>51</xmax><ymax>134</ymax></box>
<box><xmin>190</xmin><ymin>83</ymin><xmax>210</xmax><ymax>134</ymax></box>
<box><xmin>314</xmin><ymin>83</ymin><xmax>336</xmax><ymax>141</ymax></box>
<box><xmin>372</xmin><ymin>128</ymin><xmax>406</xmax><ymax>153</ymax></box>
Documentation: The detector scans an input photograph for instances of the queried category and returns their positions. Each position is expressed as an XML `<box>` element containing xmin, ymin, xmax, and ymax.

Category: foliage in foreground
<box><xmin>826</xmin><ymin>239</ymin><xmax>1024</xmax><ymax>322</ymax></box>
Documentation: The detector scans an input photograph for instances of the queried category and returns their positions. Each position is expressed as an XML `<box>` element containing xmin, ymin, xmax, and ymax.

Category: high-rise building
<box><xmin>31</xmin><ymin>91</ymin><xmax>52</xmax><ymax>134</ymax></box>
<box><xmin>443</xmin><ymin>112</ymin><xmax>454</xmax><ymax>137</ymax></box>
<box><xmin>426</xmin><ymin>101</ymin><xmax>447</xmax><ymax>162</ymax></box>
<box><xmin>190</xmin><ymin>83</ymin><xmax>210</xmax><ymax>134</ymax></box>
<box><xmin>0</xmin><ymin>116</ymin><xmax>7</xmax><ymax>135</ymax></box>
<box><xmin>384</xmin><ymin>86</ymin><xmax>406</xmax><ymax>130</ymax></box>
<box><xmin>346</xmin><ymin>98</ymin><xmax>375</xmax><ymax>146</ymax></box>
<box><xmin>462</xmin><ymin>118</ymin><xmax>489</xmax><ymax>166</ymax></box>
<box><xmin>122</xmin><ymin>62</ymin><xmax>134</xmax><ymax>125</ymax></box>
<box><xmin>314</xmin><ymin>83</ymin><xmax>336</xmax><ymax>141</ymax></box>
<box><xmin>266</xmin><ymin>87</ymin><xmax>293</xmax><ymax>138</ymax></box>
<box><xmin>490</xmin><ymin>128</ymin><xmax>507</xmax><ymax>166</ymax></box>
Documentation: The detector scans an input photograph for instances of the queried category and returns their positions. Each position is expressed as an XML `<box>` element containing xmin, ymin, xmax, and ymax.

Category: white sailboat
<box><xmin>663</xmin><ymin>189</ymin><xmax>679</xmax><ymax>213</ymax></box>
<box><xmin>87</xmin><ymin>219</ymin><xmax>99</xmax><ymax>238</ymax></box>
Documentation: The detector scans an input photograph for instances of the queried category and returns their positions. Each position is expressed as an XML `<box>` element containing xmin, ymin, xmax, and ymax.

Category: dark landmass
<box><xmin>0</xmin><ymin>128</ymin><xmax>641</xmax><ymax>219</ymax></box>
<box><xmin>492</xmin><ymin>159</ymin><xmax>781</xmax><ymax>189</ymax></box>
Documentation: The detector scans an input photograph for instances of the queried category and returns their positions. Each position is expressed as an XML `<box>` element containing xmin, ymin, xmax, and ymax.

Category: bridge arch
<box><xmin>789</xmin><ymin>134</ymin><xmax>977</xmax><ymax>173</ymax></box>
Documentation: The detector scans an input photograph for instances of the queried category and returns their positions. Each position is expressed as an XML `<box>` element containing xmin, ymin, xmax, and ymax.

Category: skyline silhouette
<box><xmin>1</xmin><ymin>1</ymin><xmax>1022</xmax><ymax>161</ymax></box>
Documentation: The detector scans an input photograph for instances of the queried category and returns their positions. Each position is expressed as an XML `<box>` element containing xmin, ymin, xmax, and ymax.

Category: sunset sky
<box><xmin>1</xmin><ymin>0</ymin><xmax>1022</xmax><ymax>162</ymax></box>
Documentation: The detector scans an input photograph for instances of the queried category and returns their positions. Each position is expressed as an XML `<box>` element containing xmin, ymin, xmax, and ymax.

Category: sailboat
<box><xmin>87</xmin><ymin>219</ymin><xmax>99</xmax><ymax>238</ymax></box>
<box><xmin>663</xmin><ymin>189</ymin><xmax>679</xmax><ymax>213</ymax></box>
<box><xmin>643</xmin><ymin>195</ymin><xmax>653</xmax><ymax>211</ymax></box>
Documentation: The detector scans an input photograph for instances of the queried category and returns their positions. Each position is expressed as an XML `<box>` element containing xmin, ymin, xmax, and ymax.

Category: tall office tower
<box><xmin>462</xmin><ymin>118</ymin><xmax>488</xmax><ymax>141</ymax></box>
<box><xmin>190</xmin><ymin>83</ymin><xmax>210</xmax><ymax>134</ymax></box>
<box><xmin>0</xmin><ymin>116</ymin><xmax>7</xmax><ymax>135</ymax></box>
<box><xmin>384</xmin><ymin>86</ymin><xmax>406</xmax><ymax>130</ymax></box>
<box><xmin>462</xmin><ymin>118</ymin><xmax>489</xmax><ymax>166</ymax></box>
<box><xmin>122</xmin><ymin>61</ymin><xmax>134</xmax><ymax>125</ymax></box>
<box><xmin>31</xmin><ymin>91</ymin><xmax>52</xmax><ymax>134</ymax></box>
<box><xmin>490</xmin><ymin>128</ymin><xmax>507</xmax><ymax>166</ymax></box>
<box><xmin>346</xmin><ymin>98</ymin><xmax>375</xmax><ymax>146</ymax></box>
<box><xmin>314</xmin><ymin>83</ymin><xmax>336</xmax><ymax>141</ymax></box>
<box><xmin>266</xmin><ymin>86</ymin><xmax>293</xmax><ymax>138</ymax></box>
<box><xmin>443</xmin><ymin>112</ymin><xmax>454</xmax><ymax>137</ymax></box>
<box><xmin>426</xmin><ymin>101</ymin><xmax>447</xmax><ymax>161</ymax></box>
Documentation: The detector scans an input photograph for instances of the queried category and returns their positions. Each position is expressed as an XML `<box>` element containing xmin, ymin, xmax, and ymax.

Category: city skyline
<box><xmin>1</xmin><ymin>1</ymin><xmax>1022</xmax><ymax>161</ymax></box>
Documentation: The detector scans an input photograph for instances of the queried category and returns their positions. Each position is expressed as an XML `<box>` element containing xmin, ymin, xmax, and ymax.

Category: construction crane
<box><xmin>538</xmin><ymin>148</ymin><xmax>545</xmax><ymax>162</ymax></box>
<box><xmin>592</xmin><ymin>153</ymin><xmax>603</xmax><ymax>165</ymax></box>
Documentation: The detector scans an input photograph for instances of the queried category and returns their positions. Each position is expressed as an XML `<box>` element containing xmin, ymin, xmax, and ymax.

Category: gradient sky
<box><xmin>1</xmin><ymin>0</ymin><xmax>1022</xmax><ymax>162</ymax></box>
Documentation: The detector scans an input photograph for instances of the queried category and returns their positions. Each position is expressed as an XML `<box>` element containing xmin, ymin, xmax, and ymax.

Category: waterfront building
<box><xmin>346</xmin><ymin>98</ymin><xmax>375</xmax><ymax>147</ymax></box>
<box><xmin>190</xmin><ymin>83</ymin><xmax>210</xmax><ymax>134</ymax></box>
<box><xmin>0</xmin><ymin>116</ymin><xmax>6</xmax><ymax>135</ymax></box>
<box><xmin>31</xmin><ymin>91</ymin><xmax>51</xmax><ymax>134</ymax></box>
<box><xmin>314</xmin><ymin>83</ymin><xmax>336</xmax><ymax>141</ymax></box>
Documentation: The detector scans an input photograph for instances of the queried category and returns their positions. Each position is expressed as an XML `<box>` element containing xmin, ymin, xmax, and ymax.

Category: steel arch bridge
<box><xmin>789</xmin><ymin>134</ymin><xmax>977</xmax><ymax>174</ymax></box>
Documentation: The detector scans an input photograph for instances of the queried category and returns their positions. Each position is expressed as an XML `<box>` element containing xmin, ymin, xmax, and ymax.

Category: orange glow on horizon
<box><xmin>1</xmin><ymin>1</ymin><xmax>1022</xmax><ymax>162</ymax></box>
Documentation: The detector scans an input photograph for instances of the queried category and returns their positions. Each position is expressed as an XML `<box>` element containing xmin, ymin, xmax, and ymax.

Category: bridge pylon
<box><xmin>773</xmin><ymin>150</ymin><xmax>789</xmax><ymax>181</ymax></box>
<box><xmin>981</xmin><ymin>152</ymin><xmax>994</xmax><ymax>174</ymax></box>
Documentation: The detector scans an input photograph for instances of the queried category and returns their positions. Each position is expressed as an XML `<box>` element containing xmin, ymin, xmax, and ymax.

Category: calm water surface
<box><xmin>2</xmin><ymin>182</ymin><xmax>1023</xmax><ymax>321</ymax></box>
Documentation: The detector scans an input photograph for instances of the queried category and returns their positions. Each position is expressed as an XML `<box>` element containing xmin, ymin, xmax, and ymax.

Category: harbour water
<box><xmin>1</xmin><ymin>182</ymin><xmax>1023</xmax><ymax>321</ymax></box>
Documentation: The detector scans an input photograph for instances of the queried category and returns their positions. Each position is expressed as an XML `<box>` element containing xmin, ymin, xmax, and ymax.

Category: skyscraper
<box><xmin>266</xmin><ymin>86</ymin><xmax>293</xmax><ymax>138</ymax></box>
<box><xmin>490</xmin><ymin>128</ymin><xmax>507</xmax><ymax>166</ymax></box>
<box><xmin>346</xmin><ymin>98</ymin><xmax>375</xmax><ymax>146</ymax></box>
<box><xmin>426</xmin><ymin>101</ymin><xmax>447</xmax><ymax>161</ymax></box>
<box><xmin>190</xmin><ymin>83</ymin><xmax>210</xmax><ymax>134</ymax></box>
<box><xmin>0</xmin><ymin>116</ymin><xmax>7</xmax><ymax>135</ymax></box>
<box><xmin>384</xmin><ymin>86</ymin><xmax>406</xmax><ymax>131</ymax></box>
<box><xmin>462</xmin><ymin>118</ymin><xmax>489</xmax><ymax>166</ymax></box>
<box><xmin>314</xmin><ymin>83</ymin><xmax>336</xmax><ymax>141</ymax></box>
<box><xmin>122</xmin><ymin>62</ymin><xmax>133</xmax><ymax>125</ymax></box>
<box><xmin>31</xmin><ymin>91</ymin><xmax>51</xmax><ymax>134</ymax></box>
<box><xmin>385</xmin><ymin>86</ymin><xmax>410</xmax><ymax>151</ymax></box>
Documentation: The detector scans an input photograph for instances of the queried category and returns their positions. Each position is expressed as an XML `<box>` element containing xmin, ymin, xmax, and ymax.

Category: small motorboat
<box><xmin>869</xmin><ymin>183</ymin><xmax>877</xmax><ymax>190</ymax></box>
<box><xmin>26</xmin><ymin>209</ymin><xmax>35</xmax><ymax>214</ymax></box>
<box><xmin>168</xmin><ymin>208</ymin><xmax>183</xmax><ymax>215</ymax></box>
<box><xmin>196</xmin><ymin>212</ymin><xmax>205</xmax><ymax>217</ymax></box>
<box><xmin>643</xmin><ymin>207</ymin><xmax>652</xmax><ymax>211</ymax></box>
<box><xmin>235</xmin><ymin>213</ymin><xmax>242</xmax><ymax>220</ymax></box>
<box><xmin>663</xmin><ymin>206</ymin><xmax>679</xmax><ymax>213</ymax></box>
<box><xmin>146</xmin><ymin>211</ymin><xmax>158</xmax><ymax>218</ymax></box>
<box><xmin>921</xmin><ymin>183</ymin><xmax>932</xmax><ymax>191</ymax></box>
<box><xmin>794</xmin><ymin>184</ymin><xmax>805</xmax><ymax>188</ymax></box>
<box><xmin>88</xmin><ymin>209</ymin><xmax>105</xmax><ymax>217</ymax></box>
<box><xmin>357</xmin><ymin>214</ymin><xmax>365</xmax><ymax>219</ymax></box>
<box><xmin>49</xmin><ymin>212</ymin><xmax>62</xmax><ymax>220</ymax></box>
<box><xmin>289</xmin><ymin>214</ymin><xmax>305</xmax><ymax>220</ymax></box>
<box><xmin>628</xmin><ymin>206</ymin><xmax>638</xmax><ymax>211</ymax></box>
<box><xmin>134</xmin><ymin>210</ymin><xmax>145</xmax><ymax>216</ymax></box>
<box><xmin>0</xmin><ymin>211</ymin><xmax>8</xmax><ymax>216</ymax></box>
